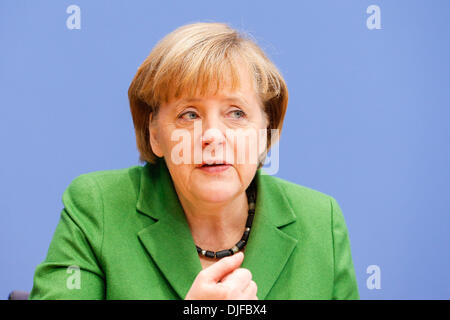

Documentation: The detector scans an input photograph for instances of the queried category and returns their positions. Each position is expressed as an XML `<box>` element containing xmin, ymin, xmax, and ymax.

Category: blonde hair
<box><xmin>128</xmin><ymin>22</ymin><xmax>288</xmax><ymax>164</ymax></box>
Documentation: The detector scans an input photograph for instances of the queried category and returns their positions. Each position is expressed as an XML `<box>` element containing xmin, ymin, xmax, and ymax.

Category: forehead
<box><xmin>176</xmin><ymin>94</ymin><xmax>251</xmax><ymax>106</ymax></box>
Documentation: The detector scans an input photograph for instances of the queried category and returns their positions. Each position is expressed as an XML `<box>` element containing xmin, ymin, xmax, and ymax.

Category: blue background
<box><xmin>1</xmin><ymin>0</ymin><xmax>449</xmax><ymax>299</ymax></box>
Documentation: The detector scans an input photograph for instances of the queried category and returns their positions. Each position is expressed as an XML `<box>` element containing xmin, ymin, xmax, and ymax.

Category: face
<box><xmin>149</xmin><ymin>65</ymin><xmax>268</xmax><ymax>204</ymax></box>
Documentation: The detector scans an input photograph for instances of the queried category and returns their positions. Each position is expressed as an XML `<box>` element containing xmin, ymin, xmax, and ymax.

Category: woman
<box><xmin>29</xmin><ymin>22</ymin><xmax>359</xmax><ymax>300</ymax></box>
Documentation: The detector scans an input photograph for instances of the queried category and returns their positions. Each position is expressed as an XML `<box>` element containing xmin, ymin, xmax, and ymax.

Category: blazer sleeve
<box><xmin>29</xmin><ymin>174</ymin><xmax>105</xmax><ymax>299</ymax></box>
<box><xmin>330</xmin><ymin>196</ymin><xmax>359</xmax><ymax>300</ymax></box>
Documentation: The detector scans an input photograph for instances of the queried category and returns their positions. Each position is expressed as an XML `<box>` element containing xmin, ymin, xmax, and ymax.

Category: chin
<box><xmin>194</xmin><ymin>181</ymin><xmax>239</xmax><ymax>203</ymax></box>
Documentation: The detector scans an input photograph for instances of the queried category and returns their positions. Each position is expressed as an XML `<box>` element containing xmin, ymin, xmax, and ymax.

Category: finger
<box><xmin>219</xmin><ymin>267</ymin><xmax>252</xmax><ymax>290</ymax></box>
<box><xmin>202</xmin><ymin>252</ymin><xmax>244</xmax><ymax>283</ymax></box>
<box><xmin>241</xmin><ymin>280</ymin><xmax>258</xmax><ymax>300</ymax></box>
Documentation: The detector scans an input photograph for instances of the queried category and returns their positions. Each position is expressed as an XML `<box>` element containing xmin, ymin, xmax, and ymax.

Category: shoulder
<box><xmin>257</xmin><ymin>173</ymin><xmax>344</xmax><ymax>234</ymax></box>
<box><xmin>63</xmin><ymin>165</ymin><xmax>145</xmax><ymax>208</ymax></box>
<box><xmin>259</xmin><ymin>173</ymin><xmax>336</xmax><ymax>213</ymax></box>
<box><xmin>259</xmin><ymin>174</ymin><xmax>351</xmax><ymax>246</ymax></box>
<box><xmin>67</xmin><ymin>165</ymin><xmax>144</xmax><ymax>188</ymax></box>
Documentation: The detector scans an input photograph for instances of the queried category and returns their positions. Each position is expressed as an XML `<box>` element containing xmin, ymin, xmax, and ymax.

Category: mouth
<box><xmin>196</xmin><ymin>161</ymin><xmax>232</xmax><ymax>174</ymax></box>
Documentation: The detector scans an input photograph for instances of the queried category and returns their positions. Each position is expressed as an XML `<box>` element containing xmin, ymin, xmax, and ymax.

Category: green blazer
<box><xmin>29</xmin><ymin>158</ymin><xmax>359</xmax><ymax>300</ymax></box>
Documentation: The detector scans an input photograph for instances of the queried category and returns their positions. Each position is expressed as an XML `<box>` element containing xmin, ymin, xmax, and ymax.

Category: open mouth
<box><xmin>197</xmin><ymin>162</ymin><xmax>231</xmax><ymax>173</ymax></box>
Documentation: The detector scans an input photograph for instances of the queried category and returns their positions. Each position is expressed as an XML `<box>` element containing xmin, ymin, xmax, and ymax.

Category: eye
<box><xmin>179</xmin><ymin>110</ymin><xmax>199</xmax><ymax>120</ymax></box>
<box><xmin>228</xmin><ymin>109</ymin><xmax>246</xmax><ymax>119</ymax></box>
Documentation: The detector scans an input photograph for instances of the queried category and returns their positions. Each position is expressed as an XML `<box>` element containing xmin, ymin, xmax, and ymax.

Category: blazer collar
<box><xmin>136</xmin><ymin>158</ymin><xmax>298</xmax><ymax>299</ymax></box>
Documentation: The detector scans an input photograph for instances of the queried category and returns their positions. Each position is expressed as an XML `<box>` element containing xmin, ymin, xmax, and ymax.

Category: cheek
<box><xmin>158</xmin><ymin>126</ymin><xmax>193</xmax><ymax>159</ymax></box>
<box><xmin>227</xmin><ymin>128</ymin><xmax>265</xmax><ymax>165</ymax></box>
<box><xmin>165</xmin><ymin>163</ymin><xmax>195</xmax><ymax>196</ymax></box>
<box><xmin>160</xmin><ymin>127</ymin><xmax>197</xmax><ymax>182</ymax></box>
<box><xmin>159</xmin><ymin>129</ymin><xmax>176</xmax><ymax>154</ymax></box>
<box><xmin>234</xmin><ymin>163</ymin><xmax>258</xmax><ymax>190</ymax></box>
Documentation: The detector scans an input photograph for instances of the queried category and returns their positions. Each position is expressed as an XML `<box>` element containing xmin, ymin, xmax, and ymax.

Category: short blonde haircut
<box><xmin>128</xmin><ymin>22</ymin><xmax>288</xmax><ymax>165</ymax></box>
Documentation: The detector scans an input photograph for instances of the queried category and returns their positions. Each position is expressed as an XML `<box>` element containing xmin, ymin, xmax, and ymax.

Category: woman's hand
<box><xmin>185</xmin><ymin>252</ymin><xmax>258</xmax><ymax>300</ymax></box>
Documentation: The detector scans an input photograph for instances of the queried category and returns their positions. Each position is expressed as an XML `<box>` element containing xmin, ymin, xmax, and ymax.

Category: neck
<box><xmin>175</xmin><ymin>188</ymin><xmax>249</xmax><ymax>252</ymax></box>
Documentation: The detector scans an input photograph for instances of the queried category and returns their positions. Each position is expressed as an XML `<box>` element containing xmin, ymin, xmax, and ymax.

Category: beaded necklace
<box><xmin>195</xmin><ymin>179</ymin><xmax>257</xmax><ymax>259</ymax></box>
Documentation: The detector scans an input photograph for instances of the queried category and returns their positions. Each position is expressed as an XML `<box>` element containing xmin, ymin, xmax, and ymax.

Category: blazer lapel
<box><xmin>241</xmin><ymin>170</ymin><xmax>298</xmax><ymax>300</ymax></box>
<box><xmin>136</xmin><ymin>158</ymin><xmax>298</xmax><ymax>300</ymax></box>
<box><xmin>136</xmin><ymin>158</ymin><xmax>202</xmax><ymax>299</ymax></box>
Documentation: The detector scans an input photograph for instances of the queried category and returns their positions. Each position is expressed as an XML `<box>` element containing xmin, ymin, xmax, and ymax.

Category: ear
<box><xmin>149</xmin><ymin>112</ymin><xmax>164</xmax><ymax>158</ymax></box>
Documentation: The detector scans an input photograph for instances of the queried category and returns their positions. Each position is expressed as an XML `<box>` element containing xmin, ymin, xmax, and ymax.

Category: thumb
<box><xmin>203</xmin><ymin>252</ymin><xmax>244</xmax><ymax>283</ymax></box>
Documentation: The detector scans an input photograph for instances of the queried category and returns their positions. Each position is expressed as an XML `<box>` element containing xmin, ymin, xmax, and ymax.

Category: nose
<box><xmin>201</xmin><ymin>114</ymin><xmax>226</xmax><ymax>149</ymax></box>
<box><xmin>201</xmin><ymin>127</ymin><xmax>225</xmax><ymax>149</ymax></box>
